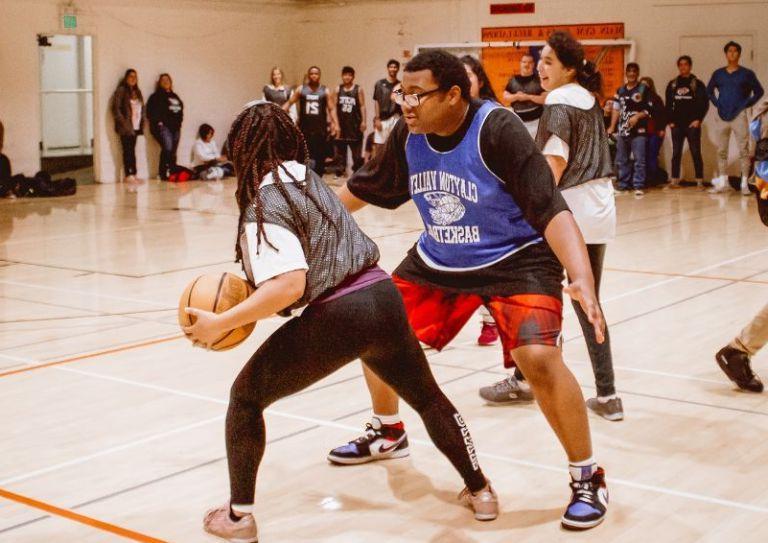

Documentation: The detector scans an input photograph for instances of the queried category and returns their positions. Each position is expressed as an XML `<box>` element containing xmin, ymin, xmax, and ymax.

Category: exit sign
<box><xmin>63</xmin><ymin>14</ymin><xmax>77</xmax><ymax>29</ymax></box>
<box><xmin>490</xmin><ymin>3</ymin><xmax>535</xmax><ymax>14</ymax></box>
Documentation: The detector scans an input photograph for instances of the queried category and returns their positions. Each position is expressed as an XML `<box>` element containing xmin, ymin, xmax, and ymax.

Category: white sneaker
<box><xmin>634</xmin><ymin>189</ymin><xmax>645</xmax><ymax>197</ymax></box>
<box><xmin>708</xmin><ymin>175</ymin><xmax>727</xmax><ymax>193</ymax></box>
<box><xmin>741</xmin><ymin>176</ymin><xmax>752</xmax><ymax>196</ymax></box>
<box><xmin>695</xmin><ymin>178</ymin><xmax>704</xmax><ymax>190</ymax></box>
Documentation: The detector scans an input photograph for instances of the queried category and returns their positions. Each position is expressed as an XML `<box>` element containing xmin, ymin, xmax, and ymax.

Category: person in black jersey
<box><xmin>262</xmin><ymin>66</ymin><xmax>293</xmax><ymax>107</ymax></box>
<box><xmin>332</xmin><ymin>66</ymin><xmax>367</xmax><ymax>176</ymax></box>
<box><xmin>184</xmin><ymin>102</ymin><xmax>496</xmax><ymax>541</ymax></box>
<box><xmin>373</xmin><ymin>59</ymin><xmax>402</xmax><ymax>156</ymax></box>
<box><xmin>284</xmin><ymin>66</ymin><xmax>338</xmax><ymax>176</ymax></box>
<box><xmin>503</xmin><ymin>52</ymin><xmax>547</xmax><ymax>139</ymax></box>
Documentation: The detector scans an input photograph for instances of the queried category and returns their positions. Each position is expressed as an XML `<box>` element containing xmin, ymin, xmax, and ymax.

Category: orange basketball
<box><xmin>178</xmin><ymin>272</ymin><xmax>255</xmax><ymax>351</ymax></box>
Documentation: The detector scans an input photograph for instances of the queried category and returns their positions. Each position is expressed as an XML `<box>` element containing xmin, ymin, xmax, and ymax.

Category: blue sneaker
<box><xmin>561</xmin><ymin>467</ymin><xmax>608</xmax><ymax>530</ymax></box>
<box><xmin>327</xmin><ymin>418</ymin><xmax>409</xmax><ymax>465</ymax></box>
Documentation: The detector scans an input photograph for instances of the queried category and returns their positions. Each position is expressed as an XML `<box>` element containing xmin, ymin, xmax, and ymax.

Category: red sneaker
<box><xmin>477</xmin><ymin>323</ymin><xmax>499</xmax><ymax>346</ymax></box>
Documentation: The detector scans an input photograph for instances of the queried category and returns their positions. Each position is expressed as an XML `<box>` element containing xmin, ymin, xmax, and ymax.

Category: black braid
<box><xmin>227</xmin><ymin>102</ymin><xmax>336</xmax><ymax>267</ymax></box>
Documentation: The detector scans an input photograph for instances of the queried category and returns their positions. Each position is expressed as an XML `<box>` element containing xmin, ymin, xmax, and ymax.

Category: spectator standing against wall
<box><xmin>503</xmin><ymin>52</ymin><xmax>547</xmax><ymax>139</ymax></box>
<box><xmin>332</xmin><ymin>66</ymin><xmax>366</xmax><ymax>176</ymax></box>
<box><xmin>147</xmin><ymin>73</ymin><xmax>184</xmax><ymax>181</ymax></box>
<box><xmin>665</xmin><ymin>55</ymin><xmax>709</xmax><ymax>189</ymax></box>
<box><xmin>372</xmin><ymin>60</ymin><xmax>401</xmax><ymax>156</ymax></box>
<box><xmin>707</xmin><ymin>41</ymin><xmax>764</xmax><ymax>195</ymax></box>
<box><xmin>111</xmin><ymin>69</ymin><xmax>146</xmax><ymax>183</ymax></box>
<box><xmin>640</xmin><ymin>77</ymin><xmax>668</xmax><ymax>185</ymax></box>
<box><xmin>608</xmin><ymin>63</ymin><xmax>652</xmax><ymax>196</ymax></box>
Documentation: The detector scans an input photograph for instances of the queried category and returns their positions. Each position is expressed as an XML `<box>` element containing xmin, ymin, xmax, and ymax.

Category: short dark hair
<box><xmin>677</xmin><ymin>55</ymin><xmax>692</xmax><ymax>66</ymax></box>
<box><xmin>198</xmin><ymin>123</ymin><xmax>214</xmax><ymax>139</ymax></box>
<box><xmin>520</xmin><ymin>52</ymin><xmax>535</xmax><ymax>60</ymax></box>
<box><xmin>724</xmin><ymin>41</ymin><xmax>742</xmax><ymax>54</ymax></box>
<box><xmin>404</xmin><ymin>49</ymin><xmax>471</xmax><ymax>100</ymax></box>
<box><xmin>387</xmin><ymin>59</ymin><xmax>400</xmax><ymax>69</ymax></box>
<box><xmin>626</xmin><ymin>62</ymin><xmax>640</xmax><ymax>72</ymax></box>
<box><xmin>341</xmin><ymin>66</ymin><xmax>355</xmax><ymax>76</ymax></box>
<box><xmin>308</xmin><ymin>65</ymin><xmax>321</xmax><ymax>73</ymax></box>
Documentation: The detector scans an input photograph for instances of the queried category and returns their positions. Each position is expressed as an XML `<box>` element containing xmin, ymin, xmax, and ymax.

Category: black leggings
<box><xmin>226</xmin><ymin>279</ymin><xmax>487</xmax><ymax>504</ymax></box>
<box><xmin>515</xmin><ymin>244</ymin><xmax>615</xmax><ymax>396</ymax></box>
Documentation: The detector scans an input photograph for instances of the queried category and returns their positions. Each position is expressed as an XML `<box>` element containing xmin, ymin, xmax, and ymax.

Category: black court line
<box><xmin>0</xmin><ymin>308</ymin><xmax>176</xmax><ymax>325</ymax></box>
<box><xmin>564</xmin><ymin>267</ymin><xmax>768</xmax><ymax>345</ymax></box>
<box><xmin>0</xmin><ymin>362</ymin><xmax>494</xmax><ymax>536</ymax></box>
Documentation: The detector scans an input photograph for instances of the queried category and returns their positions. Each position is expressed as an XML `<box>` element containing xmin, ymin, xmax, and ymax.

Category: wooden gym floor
<box><xmin>1</xmin><ymin>179</ymin><xmax>767</xmax><ymax>542</ymax></box>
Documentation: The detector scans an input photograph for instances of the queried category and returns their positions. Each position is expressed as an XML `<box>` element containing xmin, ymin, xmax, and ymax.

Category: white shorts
<box><xmin>560</xmin><ymin>177</ymin><xmax>616</xmax><ymax>244</ymax></box>
<box><xmin>523</xmin><ymin>118</ymin><xmax>540</xmax><ymax>140</ymax></box>
<box><xmin>374</xmin><ymin>115</ymin><xmax>400</xmax><ymax>145</ymax></box>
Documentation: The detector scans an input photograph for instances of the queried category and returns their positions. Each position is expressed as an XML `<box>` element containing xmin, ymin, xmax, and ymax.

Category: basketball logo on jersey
<box><xmin>424</xmin><ymin>191</ymin><xmax>465</xmax><ymax>226</ymax></box>
<box><xmin>677</xmin><ymin>87</ymin><xmax>690</xmax><ymax>96</ymax></box>
<box><xmin>631</xmin><ymin>91</ymin><xmax>644</xmax><ymax>103</ymax></box>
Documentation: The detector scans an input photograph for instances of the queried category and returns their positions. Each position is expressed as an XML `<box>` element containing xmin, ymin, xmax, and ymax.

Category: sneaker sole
<box><xmin>587</xmin><ymin>407</ymin><xmax>624</xmax><ymax>421</ymax></box>
<box><xmin>476</xmin><ymin>341</ymin><xmax>499</xmax><ymax>346</ymax></box>
<box><xmin>473</xmin><ymin>511</ymin><xmax>498</xmax><ymax>521</ymax></box>
<box><xmin>327</xmin><ymin>447</ymin><xmax>410</xmax><ymax>465</ymax></box>
<box><xmin>561</xmin><ymin>515</ymin><xmax>606</xmax><ymax>530</ymax></box>
<box><xmin>481</xmin><ymin>398</ymin><xmax>534</xmax><ymax>406</ymax></box>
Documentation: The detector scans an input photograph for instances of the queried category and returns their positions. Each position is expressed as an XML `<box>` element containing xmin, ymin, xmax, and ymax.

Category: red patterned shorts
<box><xmin>393</xmin><ymin>275</ymin><xmax>562</xmax><ymax>368</ymax></box>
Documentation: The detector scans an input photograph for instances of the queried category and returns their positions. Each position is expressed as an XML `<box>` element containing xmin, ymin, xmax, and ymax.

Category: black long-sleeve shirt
<box><xmin>146</xmin><ymin>90</ymin><xmax>184</xmax><ymax>131</ymax></box>
<box><xmin>665</xmin><ymin>75</ymin><xmax>709</xmax><ymax>125</ymax></box>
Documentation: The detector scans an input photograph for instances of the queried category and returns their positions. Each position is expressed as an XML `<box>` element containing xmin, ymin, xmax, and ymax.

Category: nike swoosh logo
<box><xmin>378</xmin><ymin>434</ymin><xmax>406</xmax><ymax>454</ymax></box>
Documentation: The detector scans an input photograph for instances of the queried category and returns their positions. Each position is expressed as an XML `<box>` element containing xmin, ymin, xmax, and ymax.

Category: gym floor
<box><xmin>1</xmin><ymin>179</ymin><xmax>767</xmax><ymax>542</ymax></box>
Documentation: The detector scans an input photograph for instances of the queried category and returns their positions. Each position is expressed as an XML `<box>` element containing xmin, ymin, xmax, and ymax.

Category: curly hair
<box><xmin>546</xmin><ymin>31</ymin><xmax>602</xmax><ymax>93</ymax></box>
<box><xmin>227</xmin><ymin>102</ymin><xmax>333</xmax><ymax>265</ymax></box>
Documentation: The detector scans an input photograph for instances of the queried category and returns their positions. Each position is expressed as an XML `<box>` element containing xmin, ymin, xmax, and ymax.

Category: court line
<box><xmin>599</xmin><ymin>246</ymin><xmax>768</xmax><ymax>306</ymax></box>
<box><xmin>0</xmin><ymin>334</ymin><xmax>184</xmax><ymax>378</ymax></box>
<box><xmin>604</xmin><ymin>267</ymin><xmax>768</xmax><ymax>285</ymax></box>
<box><xmin>0</xmin><ymin>488</ymin><xmax>168</xmax><ymax>542</ymax></box>
<box><xmin>17</xmin><ymin>364</ymin><xmax>767</xmax><ymax>514</ymax></box>
<box><xmin>0</xmin><ymin>278</ymin><xmax>170</xmax><ymax>307</ymax></box>
<box><xmin>0</xmin><ymin>415</ymin><xmax>224</xmax><ymax>487</ymax></box>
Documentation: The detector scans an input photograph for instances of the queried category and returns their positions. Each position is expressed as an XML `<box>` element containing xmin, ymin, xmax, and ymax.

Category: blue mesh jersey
<box><xmin>406</xmin><ymin>101</ymin><xmax>542</xmax><ymax>271</ymax></box>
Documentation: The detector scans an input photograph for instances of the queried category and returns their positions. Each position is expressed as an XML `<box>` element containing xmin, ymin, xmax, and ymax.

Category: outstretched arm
<box><xmin>544</xmin><ymin>211</ymin><xmax>605</xmax><ymax>343</ymax></box>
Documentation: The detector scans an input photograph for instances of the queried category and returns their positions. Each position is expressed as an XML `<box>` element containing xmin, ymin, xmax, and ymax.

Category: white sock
<box><xmin>569</xmin><ymin>458</ymin><xmax>597</xmax><ymax>481</ymax></box>
<box><xmin>597</xmin><ymin>394</ymin><xmax>617</xmax><ymax>403</ymax></box>
<box><xmin>231</xmin><ymin>503</ymin><xmax>253</xmax><ymax>517</ymax></box>
<box><xmin>373</xmin><ymin>413</ymin><xmax>401</xmax><ymax>426</ymax></box>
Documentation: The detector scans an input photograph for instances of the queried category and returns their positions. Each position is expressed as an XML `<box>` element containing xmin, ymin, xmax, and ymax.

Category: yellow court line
<box><xmin>0</xmin><ymin>334</ymin><xmax>185</xmax><ymax>379</ymax></box>
<box><xmin>0</xmin><ymin>488</ymin><xmax>168</xmax><ymax>542</ymax></box>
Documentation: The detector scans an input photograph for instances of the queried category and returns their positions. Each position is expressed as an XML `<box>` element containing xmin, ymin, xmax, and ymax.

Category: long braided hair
<box><xmin>227</xmin><ymin>101</ymin><xmax>332</xmax><ymax>265</ymax></box>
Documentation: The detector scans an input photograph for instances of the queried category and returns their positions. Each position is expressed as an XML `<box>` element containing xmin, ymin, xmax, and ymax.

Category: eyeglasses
<box><xmin>393</xmin><ymin>88</ymin><xmax>442</xmax><ymax>107</ymax></box>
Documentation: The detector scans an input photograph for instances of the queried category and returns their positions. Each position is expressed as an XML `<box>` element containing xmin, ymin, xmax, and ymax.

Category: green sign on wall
<box><xmin>63</xmin><ymin>14</ymin><xmax>77</xmax><ymax>29</ymax></box>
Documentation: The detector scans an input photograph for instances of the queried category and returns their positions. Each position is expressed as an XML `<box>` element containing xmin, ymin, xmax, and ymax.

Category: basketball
<box><xmin>178</xmin><ymin>272</ymin><xmax>255</xmax><ymax>351</ymax></box>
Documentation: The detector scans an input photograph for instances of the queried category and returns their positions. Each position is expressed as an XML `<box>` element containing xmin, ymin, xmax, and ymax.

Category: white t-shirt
<box><xmin>130</xmin><ymin>98</ymin><xmax>142</xmax><ymax>131</ymax></box>
<box><xmin>242</xmin><ymin>161</ymin><xmax>309</xmax><ymax>286</ymax></box>
<box><xmin>542</xmin><ymin>83</ymin><xmax>615</xmax><ymax>244</ymax></box>
<box><xmin>192</xmin><ymin>139</ymin><xmax>220</xmax><ymax>167</ymax></box>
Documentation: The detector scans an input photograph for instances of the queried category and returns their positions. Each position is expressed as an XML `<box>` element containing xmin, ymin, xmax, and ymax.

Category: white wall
<box><xmin>2</xmin><ymin>0</ymin><xmax>767</xmax><ymax>182</ymax></box>
<box><xmin>0</xmin><ymin>0</ymin><xmax>295</xmax><ymax>181</ymax></box>
<box><xmin>294</xmin><ymin>0</ymin><xmax>768</xmax><ymax>180</ymax></box>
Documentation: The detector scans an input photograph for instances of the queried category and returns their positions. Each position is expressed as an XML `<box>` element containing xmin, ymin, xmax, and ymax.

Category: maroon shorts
<box><xmin>392</xmin><ymin>275</ymin><xmax>562</xmax><ymax>367</ymax></box>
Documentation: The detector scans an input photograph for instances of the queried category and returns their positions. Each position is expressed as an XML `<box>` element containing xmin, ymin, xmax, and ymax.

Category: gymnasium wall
<box><xmin>3</xmin><ymin>0</ymin><xmax>767</xmax><ymax>182</ymax></box>
<box><xmin>0</xmin><ymin>0</ymin><xmax>294</xmax><ymax>182</ymax></box>
<box><xmin>294</xmin><ymin>0</ymin><xmax>768</xmax><ymax>180</ymax></box>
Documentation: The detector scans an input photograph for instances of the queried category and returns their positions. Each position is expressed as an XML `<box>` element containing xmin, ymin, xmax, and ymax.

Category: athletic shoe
<box><xmin>695</xmin><ymin>179</ymin><xmax>704</xmax><ymax>190</ymax></box>
<box><xmin>708</xmin><ymin>175</ymin><xmax>728</xmax><ymax>193</ymax></box>
<box><xmin>741</xmin><ymin>177</ymin><xmax>752</xmax><ymax>196</ymax></box>
<box><xmin>715</xmin><ymin>346</ymin><xmax>764</xmax><ymax>392</ymax></box>
<box><xmin>665</xmin><ymin>178</ymin><xmax>682</xmax><ymax>189</ymax></box>
<box><xmin>327</xmin><ymin>418</ymin><xmax>409</xmax><ymax>465</ymax></box>
<box><xmin>478</xmin><ymin>375</ymin><xmax>534</xmax><ymax>405</ymax></box>
<box><xmin>586</xmin><ymin>397</ymin><xmax>624</xmax><ymax>421</ymax></box>
<box><xmin>634</xmin><ymin>189</ymin><xmax>645</xmax><ymax>197</ymax></box>
<box><xmin>614</xmin><ymin>187</ymin><xmax>629</xmax><ymax>195</ymax></box>
<box><xmin>561</xmin><ymin>467</ymin><xmax>609</xmax><ymax>530</ymax></box>
<box><xmin>458</xmin><ymin>481</ymin><xmax>499</xmax><ymax>521</ymax></box>
<box><xmin>203</xmin><ymin>504</ymin><xmax>258</xmax><ymax>543</ymax></box>
<box><xmin>477</xmin><ymin>322</ymin><xmax>499</xmax><ymax>346</ymax></box>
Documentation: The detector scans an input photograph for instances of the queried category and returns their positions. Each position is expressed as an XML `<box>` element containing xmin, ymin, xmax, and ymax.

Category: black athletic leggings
<box><xmin>226</xmin><ymin>279</ymin><xmax>487</xmax><ymax>504</ymax></box>
<box><xmin>514</xmin><ymin>244</ymin><xmax>615</xmax><ymax>396</ymax></box>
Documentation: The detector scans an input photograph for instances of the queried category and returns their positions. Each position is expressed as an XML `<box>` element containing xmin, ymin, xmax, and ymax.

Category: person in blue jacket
<box><xmin>707</xmin><ymin>41</ymin><xmax>764</xmax><ymax>194</ymax></box>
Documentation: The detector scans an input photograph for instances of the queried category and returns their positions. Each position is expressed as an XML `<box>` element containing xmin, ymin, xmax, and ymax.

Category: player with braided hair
<box><xmin>183</xmin><ymin>102</ymin><xmax>498</xmax><ymax>542</ymax></box>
